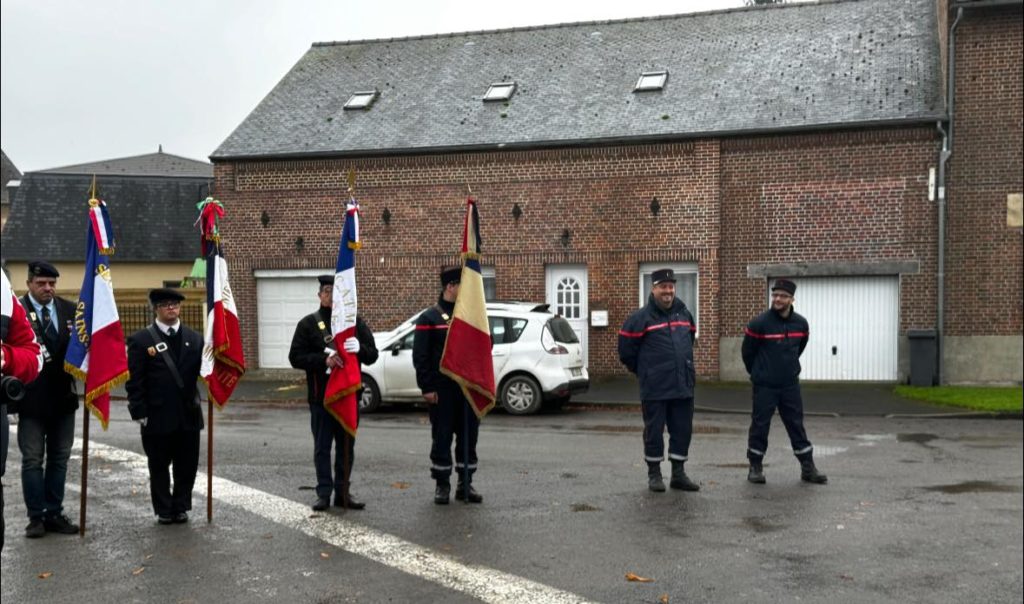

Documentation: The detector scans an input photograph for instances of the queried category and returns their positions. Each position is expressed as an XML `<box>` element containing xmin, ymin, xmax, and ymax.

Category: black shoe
<box><xmin>434</xmin><ymin>483</ymin><xmax>450</xmax><ymax>505</ymax></box>
<box><xmin>312</xmin><ymin>496</ymin><xmax>330</xmax><ymax>511</ymax></box>
<box><xmin>25</xmin><ymin>519</ymin><xmax>46</xmax><ymax>538</ymax></box>
<box><xmin>455</xmin><ymin>484</ymin><xmax>483</xmax><ymax>503</ymax></box>
<box><xmin>647</xmin><ymin>462</ymin><xmax>666</xmax><ymax>492</ymax></box>
<box><xmin>157</xmin><ymin>515</ymin><xmax>174</xmax><ymax>525</ymax></box>
<box><xmin>748</xmin><ymin>461</ymin><xmax>766</xmax><ymax>484</ymax></box>
<box><xmin>334</xmin><ymin>494</ymin><xmax>366</xmax><ymax>510</ymax></box>
<box><xmin>172</xmin><ymin>512</ymin><xmax>189</xmax><ymax>524</ymax></box>
<box><xmin>669</xmin><ymin>472</ymin><xmax>701</xmax><ymax>492</ymax></box>
<box><xmin>44</xmin><ymin>514</ymin><xmax>80</xmax><ymax>534</ymax></box>
<box><xmin>801</xmin><ymin>463</ymin><xmax>828</xmax><ymax>484</ymax></box>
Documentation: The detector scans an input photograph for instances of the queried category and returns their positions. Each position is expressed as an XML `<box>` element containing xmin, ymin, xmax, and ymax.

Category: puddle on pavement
<box><xmin>570</xmin><ymin>503</ymin><xmax>601</xmax><ymax>512</ymax></box>
<box><xmin>898</xmin><ymin>433</ymin><xmax>939</xmax><ymax>446</ymax></box>
<box><xmin>742</xmin><ymin>516</ymin><xmax>787</xmax><ymax>533</ymax></box>
<box><xmin>560</xmin><ymin>472</ymin><xmax>578</xmax><ymax>479</ymax></box>
<box><xmin>713</xmin><ymin>463</ymin><xmax>753</xmax><ymax>469</ymax></box>
<box><xmin>921</xmin><ymin>481</ymin><xmax>1022</xmax><ymax>494</ymax></box>
<box><xmin>577</xmin><ymin>425</ymin><xmax>644</xmax><ymax>433</ymax></box>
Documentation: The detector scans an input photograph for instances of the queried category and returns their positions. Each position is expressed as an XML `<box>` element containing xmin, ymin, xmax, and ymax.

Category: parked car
<box><xmin>360</xmin><ymin>302</ymin><xmax>589</xmax><ymax>415</ymax></box>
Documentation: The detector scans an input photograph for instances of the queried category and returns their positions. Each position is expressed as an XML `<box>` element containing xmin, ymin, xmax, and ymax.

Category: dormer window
<box><xmin>633</xmin><ymin>71</ymin><xmax>668</xmax><ymax>92</ymax></box>
<box><xmin>344</xmin><ymin>90</ymin><xmax>379</xmax><ymax>110</ymax></box>
<box><xmin>483</xmin><ymin>82</ymin><xmax>516</xmax><ymax>102</ymax></box>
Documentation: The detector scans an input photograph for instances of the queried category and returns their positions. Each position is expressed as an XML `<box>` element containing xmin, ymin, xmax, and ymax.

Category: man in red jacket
<box><xmin>2</xmin><ymin>267</ymin><xmax>44</xmax><ymax>551</ymax></box>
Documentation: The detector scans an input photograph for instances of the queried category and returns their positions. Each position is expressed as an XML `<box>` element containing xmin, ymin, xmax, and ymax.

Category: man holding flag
<box><xmin>289</xmin><ymin>198</ymin><xmax>378</xmax><ymax>512</ymax></box>
<box><xmin>414</xmin><ymin>198</ymin><xmax>496</xmax><ymax>505</ymax></box>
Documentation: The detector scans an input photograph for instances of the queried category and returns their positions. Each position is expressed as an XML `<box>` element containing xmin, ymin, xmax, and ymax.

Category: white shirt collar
<box><xmin>154</xmin><ymin>319</ymin><xmax>182</xmax><ymax>335</ymax></box>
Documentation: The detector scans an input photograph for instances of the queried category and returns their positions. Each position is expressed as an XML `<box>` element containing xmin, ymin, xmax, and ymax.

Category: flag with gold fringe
<box><xmin>323</xmin><ymin>198</ymin><xmax>362</xmax><ymax>436</ymax></box>
<box><xmin>63</xmin><ymin>197</ymin><xmax>129</xmax><ymax>430</ymax></box>
<box><xmin>440</xmin><ymin>198</ymin><xmax>496</xmax><ymax>418</ymax></box>
<box><xmin>197</xmin><ymin>197</ymin><xmax>245</xmax><ymax>407</ymax></box>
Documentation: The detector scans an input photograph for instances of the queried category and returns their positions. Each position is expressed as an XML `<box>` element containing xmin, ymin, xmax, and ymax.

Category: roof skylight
<box><xmin>633</xmin><ymin>71</ymin><xmax>668</xmax><ymax>92</ymax></box>
<box><xmin>344</xmin><ymin>90</ymin><xmax>379</xmax><ymax>110</ymax></box>
<box><xmin>483</xmin><ymin>82</ymin><xmax>516</xmax><ymax>102</ymax></box>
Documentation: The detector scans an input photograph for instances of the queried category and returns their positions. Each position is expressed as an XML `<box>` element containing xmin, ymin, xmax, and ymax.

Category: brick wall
<box><xmin>215</xmin><ymin>125</ymin><xmax>947</xmax><ymax>379</ymax></box>
<box><xmin>946</xmin><ymin>6</ymin><xmax>1024</xmax><ymax>336</ymax></box>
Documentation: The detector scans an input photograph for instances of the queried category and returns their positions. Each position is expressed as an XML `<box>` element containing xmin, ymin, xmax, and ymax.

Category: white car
<box><xmin>360</xmin><ymin>302</ymin><xmax>589</xmax><ymax>415</ymax></box>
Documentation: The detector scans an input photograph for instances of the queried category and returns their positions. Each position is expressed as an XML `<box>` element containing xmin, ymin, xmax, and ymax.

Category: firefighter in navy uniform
<box><xmin>413</xmin><ymin>266</ymin><xmax>483</xmax><ymax>505</ymax></box>
<box><xmin>288</xmin><ymin>275</ymin><xmax>378</xmax><ymax>512</ymax></box>
<box><xmin>618</xmin><ymin>268</ymin><xmax>701</xmax><ymax>493</ymax></box>
<box><xmin>741</xmin><ymin>278</ymin><xmax>827</xmax><ymax>485</ymax></box>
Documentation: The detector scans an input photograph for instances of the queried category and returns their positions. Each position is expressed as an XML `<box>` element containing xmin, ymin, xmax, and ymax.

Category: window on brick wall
<box><xmin>638</xmin><ymin>262</ymin><xmax>699</xmax><ymax>335</ymax></box>
<box><xmin>483</xmin><ymin>266</ymin><xmax>496</xmax><ymax>301</ymax></box>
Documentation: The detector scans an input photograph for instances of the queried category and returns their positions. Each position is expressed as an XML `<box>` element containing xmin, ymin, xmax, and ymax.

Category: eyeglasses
<box><xmin>770</xmin><ymin>293</ymin><xmax>792</xmax><ymax>300</ymax></box>
<box><xmin>156</xmin><ymin>301</ymin><xmax>181</xmax><ymax>309</ymax></box>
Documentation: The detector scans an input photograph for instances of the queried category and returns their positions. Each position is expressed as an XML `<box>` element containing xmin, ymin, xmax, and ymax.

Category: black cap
<box><xmin>771</xmin><ymin>278</ymin><xmax>797</xmax><ymax>296</ymax></box>
<box><xmin>149</xmin><ymin>288</ymin><xmax>186</xmax><ymax>305</ymax></box>
<box><xmin>651</xmin><ymin>268</ymin><xmax>676</xmax><ymax>286</ymax></box>
<box><xmin>27</xmin><ymin>260</ymin><xmax>60</xmax><ymax>279</ymax></box>
<box><xmin>440</xmin><ymin>266</ymin><xmax>461</xmax><ymax>287</ymax></box>
<box><xmin>317</xmin><ymin>274</ymin><xmax>335</xmax><ymax>287</ymax></box>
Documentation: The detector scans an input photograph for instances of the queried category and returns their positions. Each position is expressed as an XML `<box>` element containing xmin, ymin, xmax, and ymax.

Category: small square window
<box><xmin>483</xmin><ymin>82</ymin><xmax>516</xmax><ymax>102</ymax></box>
<box><xmin>344</xmin><ymin>90</ymin><xmax>379</xmax><ymax>110</ymax></box>
<box><xmin>633</xmin><ymin>71</ymin><xmax>668</xmax><ymax>92</ymax></box>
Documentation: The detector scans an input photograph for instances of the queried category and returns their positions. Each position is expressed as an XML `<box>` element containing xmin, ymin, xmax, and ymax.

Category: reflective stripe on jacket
<box><xmin>618</xmin><ymin>294</ymin><xmax>697</xmax><ymax>401</ymax></box>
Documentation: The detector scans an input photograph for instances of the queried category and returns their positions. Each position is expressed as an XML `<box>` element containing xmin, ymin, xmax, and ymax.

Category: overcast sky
<box><xmin>1</xmin><ymin>0</ymin><xmax>745</xmax><ymax>173</ymax></box>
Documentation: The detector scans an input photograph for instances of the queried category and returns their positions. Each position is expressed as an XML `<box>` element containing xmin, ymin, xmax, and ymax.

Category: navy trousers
<box><xmin>141</xmin><ymin>430</ymin><xmax>200</xmax><ymax>516</ymax></box>
<box><xmin>747</xmin><ymin>384</ymin><xmax>813</xmax><ymax>461</ymax></box>
<box><xmin>309</xmin><ymin>402</ymin><xmax>357</xmax><ymax>500</ymax></box>
<box><xmin>641</xmin><ymin>397</ymin><xmax>694</xmax><ymax>463</ymax></box>
<box><xmin>428</xmin><ymin>390</ymin><xmax>479</xmax><ymax>483</ymax></box>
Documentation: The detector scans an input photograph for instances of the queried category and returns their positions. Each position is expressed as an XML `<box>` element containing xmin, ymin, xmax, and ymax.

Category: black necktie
<box><xmin>41</xmin><ymin>306</ymin><xmax>58</xmax><ymax>349</ymax></box>
<box><xmin>167</xmin><ymin>327</ymin><xmax>176</xmax><ymax>337</ymax></box>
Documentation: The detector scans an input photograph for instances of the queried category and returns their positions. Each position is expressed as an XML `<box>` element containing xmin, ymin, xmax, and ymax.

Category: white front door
<box><xmin>256</xmin><ymin>273</ymin><xmax>326</xmax><ymax>369</ymax></box>
<box><xmin>546</xmin><ymin>265</ymin><xmax>588</xmax><ymax>367</ymax></box>
<box><xmin>783</xmin><ymin>276</ymin><xmax>899</xmax><ymax>381</ymax></box>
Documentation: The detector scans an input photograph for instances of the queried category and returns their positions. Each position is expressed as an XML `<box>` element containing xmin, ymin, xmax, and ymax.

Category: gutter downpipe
<box><xmin>938</xmin><ymin>6</ymin><xmax>964</xmax><ymax>385</ymax></box>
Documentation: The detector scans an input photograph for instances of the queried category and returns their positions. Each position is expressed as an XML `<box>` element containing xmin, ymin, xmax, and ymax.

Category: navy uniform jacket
<box><xmin>741</xmin><ymin>307</ymin><xmax>809</xmax><ymax>388</ymax></box>
<box><xmin>288</xmin><ymin>309</ymin><xmax>379</xmax><ymax>405</ymax></box>
<box><xmin>126</xmin><ymin>324</ymin><xmax>204</xmax><ymax>434</ymax></box>
<box><xmin>17</xmin><ymin>296</ymin><xmax>78</xmax><ymax>418</ymax></box>
<box><xmin>618</xmin><ymin>294</ymin><xmax>697</xmax><ymax>401</ymax></box>
<box><xmin>412</xmin><ymin>296</ymin><xmax>459</xmax><ymax>396</ymax></box>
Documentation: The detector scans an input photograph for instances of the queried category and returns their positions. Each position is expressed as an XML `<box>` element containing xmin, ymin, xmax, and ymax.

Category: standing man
<box><xmin>618</xmin><ymin>268</ymin><xmax>700</xmax><ymax>493</ymax></box>
<box><xmin>289</xmin><ymin>275</ymin><xmax>378</xmax><ymax>512</ymax></box>
<box><xmin>2</xmin><ymin>265</ymin><xmax>43</xmax><ymax>551</ymax></box>
<box><xmin>741</xmin><ymin>278</ymin><xmax>827</xmax><ymax>485</ymax></box>
<box><xmin>17</xmin><ymin>260</ymin><xmax>80</xmax><ymax>538</ymax></box>
<box><xmin>413</xmin><ymin>266</ymin><xmax>483</xmax><ymax>505</ymax></box>
<box><xmin>126</xmin><ymin>288</ymin><xmax>205</xmax><ymax>524</ymax></box>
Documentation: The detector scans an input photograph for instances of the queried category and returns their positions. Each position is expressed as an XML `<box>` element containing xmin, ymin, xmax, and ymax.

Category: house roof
<box><xmin>40</xmin><ymin>148</ymin><xmax>213</xmax><ymax>178</ymax></box>
<box><xmin>212</xmin><ymin>0</ymin><xmax>944</xmax><ymax>161</ymax></box>
<box><xmin>1</xmin><ymin>172</ymin><xmax>210</xmax><ymax>263</ymax></box>
<box><xmin>1</xmin><ymin>149</ymin><xmax>22</xmax><ymax>206</ymax></box>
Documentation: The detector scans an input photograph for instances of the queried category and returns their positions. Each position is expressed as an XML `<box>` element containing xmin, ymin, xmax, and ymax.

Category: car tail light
<box><xmin>546</xmin><ymin>344</ymin><xmax>568</xmax><ymax>355</ymax></box>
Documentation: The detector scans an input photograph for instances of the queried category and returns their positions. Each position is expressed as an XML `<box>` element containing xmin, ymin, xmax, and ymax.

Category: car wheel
<box><xmin>359</xmin><ymin>374</ymin><xmax>381</xmax><ymax>413</ymax></box>
<box><xmin>500</xmin><ymin>374</ymin><xmax>542</xmax><ymax>415</ymax></box>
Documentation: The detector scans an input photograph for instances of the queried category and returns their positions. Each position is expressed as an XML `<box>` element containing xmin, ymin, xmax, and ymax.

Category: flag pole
<box><xmin>340</xmin><ymin>171</ymin><xmax>357</xmax><ymax>510</ymax></box>
<box><xmin>207</xmin><ymin>397</ymin><xmax>213</xmax><ymax>523</ymax></box>
<box><xmin>79</xmin><ymin>409</ymin><xmax>89</xmax><ymax>536</ymax></box>
<box><xmin>79</xmin><ymin>174</ymin><xmax>97</xmax><ymax>538</ymax></box>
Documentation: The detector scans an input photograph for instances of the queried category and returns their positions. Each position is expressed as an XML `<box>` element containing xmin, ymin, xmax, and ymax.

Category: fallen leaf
<box><xmin>144</xmin><ymin>554</ymin><xmax>154</xmax><ymax>561</ymax></box>
<box><xmin>660</xmin><ymin>594</ymin><xmax>670</xmax><ymax>604</ymax></box>
<box><xmin>391</xmin><ymin>482</ymin><xmax>411</xmax><ymax>490</ymax></box>
<box><xmin>261</xmin><ymin>533</ymin><xmax>274</xmax><ymax>540</ymax></box>
<box><xmin>839</xmin><ymin>573</ymin><xmax>854</xmax><ymax>581</ymax></box>
<box><xmin>38</xmin><ymin>572</ymin><xmax>53</xmax><ymax>580</ymax></box>
<box><xmin>132</xmin><ymin>566</ymin><xmax>146</xmax><ymax>576</ymax></box>
<box><xmin>625</xmin><ymin>572</ymin><xmax>654</xmax><ymax>583</ymax></box>
<box><xmin>320</xmin><ymin>552</ymin><xmax>330</xmax><ymax>559</ymax></box>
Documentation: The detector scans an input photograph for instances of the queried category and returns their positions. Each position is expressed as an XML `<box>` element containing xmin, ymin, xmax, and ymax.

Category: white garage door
<box><xmin>783</xmin><ymin>276</ymin><xmax>899</xmax><ymax>381</ymax></box>
<box><xmin>256</xmin><ymin>271</ymin><xmax>328</xmax><ymax>369</ymax></box>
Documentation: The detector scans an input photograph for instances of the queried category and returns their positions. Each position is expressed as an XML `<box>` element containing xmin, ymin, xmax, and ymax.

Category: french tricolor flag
<box><xmin>64</xmin><ymin>198</ymin><xmax>129</xmax><ymax>430</ymax></box>
<box><xmin>200</xmin><ymin>238</ymin><xmax>245</xmax><ymax>407</ymax></box>
<box><xmin>323</xmin><ymin>199</ymin><xmax>361</xmax><ymax>436</ymax></box>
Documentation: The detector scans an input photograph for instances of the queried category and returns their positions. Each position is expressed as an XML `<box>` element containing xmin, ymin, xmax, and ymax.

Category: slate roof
<box><xmin>212</xmin><ymin>0</ymin><xmax>944</xmax><ymax>160</ymax></box>
<box><xmin>1</xmin><ymin>149</ymin><xmax>22</xmax><ymax>206</ymax></box>
<box><xmin>2</xmin><ymin>172</ymin><xmax>210</xmax><ymax>263</ymax></box>
<box><xmin>41</xmin><ymin>148</ymin><xmax>213</xmax><ymax>178</ymax></box>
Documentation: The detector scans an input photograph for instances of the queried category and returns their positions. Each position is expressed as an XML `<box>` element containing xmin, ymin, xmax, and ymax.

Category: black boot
<box><xmin>434</xmin><ymin>480</ymin><xmax>451</xmax><ymax>505</ymax></box>
<box><xmin>669</xmin><ymin>461</ymin><xmax>700</xmax><ymax>491</ymax></box>
<box><xmin>800</xmin><ymin>456</ymin><xmax>828</xmax><ymax>484</ymax></box>
<box><xmin>456</xmin><ymin>482</ymin><xmax>483</xmax><ymax>503</ymax></box>
<box><xmin>748</xmin><ymin>458</ymin><xmax>766</xmax><ymax>484</ymax></box>
<box><xmin>647</xmin><ymin>462</ymin><xmax>666</xmax><ymax>492</ymax></box>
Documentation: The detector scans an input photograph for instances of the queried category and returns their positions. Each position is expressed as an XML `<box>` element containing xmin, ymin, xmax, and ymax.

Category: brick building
<box><xmin>210</xmin><ymin>0</ymin><xmax>1022</xmax><ymax>384</ymax></box>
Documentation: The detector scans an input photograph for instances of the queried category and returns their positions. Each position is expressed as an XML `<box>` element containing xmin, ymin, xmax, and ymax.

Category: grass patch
<box><xmin>894</xmin><ymin>385</ymin><xmax>1023</xmax><ymax>413</ymax></box>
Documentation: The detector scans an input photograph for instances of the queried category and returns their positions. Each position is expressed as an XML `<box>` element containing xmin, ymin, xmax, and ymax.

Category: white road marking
<box><xmin>69</xmin><ymin>436</ymin><xmax>598</xmax><ymax>604</ymax></box>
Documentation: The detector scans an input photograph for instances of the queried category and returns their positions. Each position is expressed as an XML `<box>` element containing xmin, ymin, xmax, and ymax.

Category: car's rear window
<box><xmin>546</xmin><ymin>317</ymin><xmax>579</xmax><ymax>343</ymax></box>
